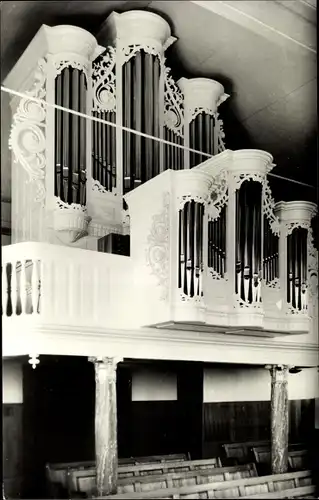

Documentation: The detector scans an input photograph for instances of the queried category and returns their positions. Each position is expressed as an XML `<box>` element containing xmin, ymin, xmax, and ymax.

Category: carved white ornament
<box><xmin>92</xmin><ymin>179</ymin><xmax>117</xmax><ymax>195</ymax></box>
<box><xmin>307</xmin><ymin>228</ymin><xmax>318</xmax><ymax>300</ymax></box>
<box><xmin>163</xmin><ymin>66</ymin><xmax>184</xmax><ymax>137</ymax></box>
<box><xmin>55</xmin><ymin>197</ymin><xmax>87</xmax><ymax>213</ymax></box>
<box><xmin>216</xmin><ymin>112</ymin><xmax>226</xmax><ymax>153</ymax></box>
<box><xmin>207</xmin><ymin>170</ymin><xmax>228</xmax><ymax>220</ymax></box>
<box><xmin>92</xmin><ymin>47</ymin><xmax>116</xmax><ymax>112</ymax></box>
<box><xmin>263</xmin><ymin>179</ymin><xmax>280</xmax><ymax>235</ymax></box>
<box><xmin>120</xmin><ymin>43</ymin><xmax>162</xmax><ymax>65</ymax></box>
<box><xmin>53</xmin><ymin>59</ymin><xmax>89</xmax><ymax>77</ymax></box>
<box><xmin>145</xmin><ymin>192</ymin><xmax>170</xmax><ymax>301</ymax></box>
<box><xmin>233</xmin><ymin>171</ymin><xmax>266</xmax><ymax>190</ymax></box>
<box><xmin>28</xmin><ymin>354</ymin><xmax>40</xmax><ymax>369</ymax></box>
<box><xmin>9</xmin><ymin>58</ymin><xmax>47</xmax><ymax>204</ymax></box>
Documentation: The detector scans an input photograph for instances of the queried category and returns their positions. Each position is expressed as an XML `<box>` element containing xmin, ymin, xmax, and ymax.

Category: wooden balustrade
<box><xmin>1</xmin><ymin>242</ymin><xmax>131</xmax><ymax>331</ymax></box>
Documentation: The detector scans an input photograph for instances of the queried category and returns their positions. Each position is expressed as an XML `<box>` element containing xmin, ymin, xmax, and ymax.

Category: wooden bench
<box><xmin>67</xmin><ymin>463</ymin><xmax>257</xmax><ymax>496</ymax></box>
<box><xmin>241</xmin><ymin>484</ymin><xmax>316</xmax><ymax>498</ymax></box>
<box><xmin>222</xmin><ymin>441</ymin><xmax>269</xmax><ymax>465</ymax></box>
<box><xmin>252</xmin><ymin>448</ymin><xmax>308</xmax><ymax>474</ymax></box>
<box><xmin>99</xmin><ymin>470</ymin><xmax>313</xmax><ymax>499</ymax></box>
<box><xmin>46</xmin><ymin>454</ymin><xmax>190</xmax><ymax>496</ymax></box>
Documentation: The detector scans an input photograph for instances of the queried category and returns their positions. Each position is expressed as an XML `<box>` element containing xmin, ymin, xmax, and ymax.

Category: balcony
<box><xmin>2</xmin><ymin>242</ymin><xmax>133</xmax><ymax>349</ymax></box>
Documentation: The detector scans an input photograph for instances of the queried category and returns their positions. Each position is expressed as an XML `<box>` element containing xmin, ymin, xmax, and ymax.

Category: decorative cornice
<box><xmin>3</xmin><ymin>321</ymin><xmax>318</xmax><ymax>367</ymax></box>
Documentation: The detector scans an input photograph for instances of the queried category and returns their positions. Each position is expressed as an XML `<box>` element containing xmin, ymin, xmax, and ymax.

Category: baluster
<box><xmin>31</xmin><ymin>260</ymin><xmax>38</xmax><ymax>314</ymax></box>
<box><xmin>11</xmin><ymin>261</ymin><xmax>17</xmax><ymax>315</ymax></box>
<box><xmin>2</xmin><ymin>264</ymin><xmax>7</xmax><ymax>315</ymax></box>
<box><xmin>20</xmin><ymin>260</ymin><xmax>27</xmax><ymax>314</ymax></box>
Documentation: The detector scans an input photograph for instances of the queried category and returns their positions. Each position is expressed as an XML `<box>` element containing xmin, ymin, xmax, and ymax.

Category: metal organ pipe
<box><xmin>179</xmin><ymin>201</ymin><xmax>204</xmax><ymax>298</ymax></box>
<box><xmin>54</xmin><ymin>66</ymin><xmax>87</xmax><ymax>206</ymax></box>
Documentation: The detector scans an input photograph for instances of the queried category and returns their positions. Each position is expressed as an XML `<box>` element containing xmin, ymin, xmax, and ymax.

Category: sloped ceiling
<box><xmin>1</xmin><ymin>0</ymin><xmax>317</xmax><ymax>203</ymax></box>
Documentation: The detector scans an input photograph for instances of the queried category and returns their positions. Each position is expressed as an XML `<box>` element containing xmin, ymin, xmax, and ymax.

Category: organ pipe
<box><xmin>134</xmin><ymin>51</ymin><xmax>142</xmax><ymax>187</ymax></box>
<box><xmin>54</xmin><ymin>66</ymin><xmax>87</xmax><ymax>206</ymax></box>
<box><xmin>179</xmin><ymin>200</ymin><xmax>204</xmax><ymax>298</ymax></box>
<box><xmin>235</xmin><ymin>180</ymin><xmax>262</xmax><ymax>303</ymax></box>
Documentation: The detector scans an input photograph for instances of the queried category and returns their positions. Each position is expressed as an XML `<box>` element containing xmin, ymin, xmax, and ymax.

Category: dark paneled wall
<box><xmin>202</xmin><ymin>399</ymin><xmax>315</xmax><ymax>458</ymax></box>
<box><xmin>3</xmin><ymin>403</ymin><xmax>24</xmax><ymax>498</ymax></box>
<box><xmin>130</xmin><ymin>401</ymin><xmax>181</xmax><ymax>457</ymax></box>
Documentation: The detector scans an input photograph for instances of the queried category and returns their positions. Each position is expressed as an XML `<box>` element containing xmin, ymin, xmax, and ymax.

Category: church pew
<box><xmin>46</xmin><ymin>454</ymin><xmax>190</xmax><ymax>496</ymax></box>
<box><xmin>241</xmin><ymin>484</ymin><xmax>316</xmax><ymax>498</ymax></box>
<box><xmin>67</xmin><ymin>462</ymin><xmax>257</xmax><ymax>496</ymax></box>
<box><xmin>222</xmin><ymin>441</ymin><xmax>304</xmax><ymax>466</ymax></box>
<box><xmin>99</xmin><ymin>469</ymin><xmax>313</xmax><ymax>499</ymax></box>
<box><xmin>252</xmin><ymin>448</ymin><xmax>308</xmax><ymax>474</ymax></box>
<box><xmin>222</xmin><ymin>441</ymin><xmax>269</xmax><ymax>465</ymax></box>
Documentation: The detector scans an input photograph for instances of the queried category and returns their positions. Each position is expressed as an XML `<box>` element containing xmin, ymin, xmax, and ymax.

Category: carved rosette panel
<box><xmin>92</xmin><ymin>47</ymin><xmax>116</xmax><ymax>112</ymax></box>
<box><xmin>164</xmin><ymin>67</ymin><xmax>184</xmax><ymax>137</ymax></box>
<box><xmin>9</xmin><ymin>58</ymin><xmax>47</xmax><ymax>205</ymax></box>
<box><xmin>145</xmin><ymin>192</ymin><xmax>170</xmax><ymax>301</ymax></box>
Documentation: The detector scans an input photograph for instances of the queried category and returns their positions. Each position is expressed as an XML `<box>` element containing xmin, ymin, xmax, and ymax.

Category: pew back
<box><xmin>68</xmin><ymin>463</ymin><xmax>257</xmax><ymax>496</ymax></box>
<box><xmin>252</xmin><ymin>448</ymin><xmax>308</xmax><ymax>472</ymax></box>
<box><xmin>241</xmin><ymin>484</ymin><xmax>316</xmax><ymax>498</ymax></box>
<box><xmin>222</xmin><ymin>441</ymin><xmax>269</xmax><ymax>464</ymax></box>
<box><xmin>100</xmin><ymin>470</ymin><xmax>312</xmax><ymax>499</ymax></box>
<box><xmin>46</xmin><ymin>453</ymin><xmax>190</xmax><ymax>488</ymax></box>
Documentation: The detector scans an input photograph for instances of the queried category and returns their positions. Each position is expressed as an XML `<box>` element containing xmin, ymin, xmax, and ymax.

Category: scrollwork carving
<box><xmin>53</xmin><ymin>59</ymin><xmax>89</xmax><ymax>77</ymax></box>
<box><xmin>215</xmin><ymin>113</ymin><xmax>226</xmax><ymax>153</ymax></box>
<box><xmin>55</xmin><ymin>196</ymin><xmax>87</xmax><ymax>213</ymax></box>
<box><xmin>263</xmin><ymin>179</ymin><xmax>280</xmax><ymax>235</ymax></box>
<box><xmin>164</xmin><ymin>66</ymin><xmax>184</xmax><ymax>137</ymax></box>
<box><xmin>120</xmin><ymin>43</ymin><xmax>162</xmax><ymax>65</ymax></box>
<box><xmin>92</xmin><ymin>47</ymin><xmax>116</xmax><ymax>112</ymax></box>
<box><xmin>207</xmin><ymin>170</ymin><xmax>228</xmax><ymax>220</ymax></box>
<box><xmin>233</xmin><ymin>172</ymin><xmax>265</xmax><ymax>190</ymax></box>
<box><xmin>9</xmin><ymin>58</ymin><xmax>47</xmax><ymax>204</ymax></box>
<box><xmin>145</xmin><ymin>192</ymin><xmax>170</xmax><ymax>301</ymax></box>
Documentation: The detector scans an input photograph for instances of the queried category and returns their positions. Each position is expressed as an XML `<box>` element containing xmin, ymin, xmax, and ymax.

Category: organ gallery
<box><xmin>2</xmin><ymin>4</ymin><xmax>318</xmax><ymax>499</ymax></box>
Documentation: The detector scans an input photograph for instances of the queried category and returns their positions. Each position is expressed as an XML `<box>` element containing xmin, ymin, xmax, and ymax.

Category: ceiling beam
<box><xmin>191</xmin><ymin>0</ymin><xmax>316</xmax><ymax>54</ymax></box>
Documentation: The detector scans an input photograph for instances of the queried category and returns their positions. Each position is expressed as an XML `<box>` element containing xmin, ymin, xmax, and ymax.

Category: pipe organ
<box><xmin>4</xmin><ymin>9</ymin><xmax>318</xmax><ymax>337</ymax></box>
<box><xmin>125</xmin><ymin>150</ymin><xmax>317</xmax><ymax>335</ymax></box>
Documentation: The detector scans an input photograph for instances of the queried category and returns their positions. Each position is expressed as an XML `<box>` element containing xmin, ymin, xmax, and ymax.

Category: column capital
<box><xmin>88</xmin><ymin>356</ymin><xmax>123</xmax><ymax>366</ymax></box>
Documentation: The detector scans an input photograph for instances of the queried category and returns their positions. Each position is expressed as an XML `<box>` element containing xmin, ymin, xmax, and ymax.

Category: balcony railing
<box><xmin>2</xmin><ymin>242</ymin><xmax>132</xmax><ymax>330</ymax></box>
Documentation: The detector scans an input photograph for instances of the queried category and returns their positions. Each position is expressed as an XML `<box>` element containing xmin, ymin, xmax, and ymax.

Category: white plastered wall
<box><xmin>204</xmin><ymin>366</ymin><xmax>319</xmax><ymax>403</ymax></box>
<box><xmin>131</xmin><ymin>367</ymin><xmax>177</xmax><ymax>401</ymax></box>
<box><xmin>3</xmin><ymin>359</ymin><xmax>23</xmax><ymax>404</ymax></box>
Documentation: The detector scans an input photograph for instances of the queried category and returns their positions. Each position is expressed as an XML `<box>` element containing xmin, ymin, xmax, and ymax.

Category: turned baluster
<box><xmin>31</xmin><ymin>260</ymin><xmax>39</xmax><ymax>314</ymax></box>
<box><xmin>11</xmin><ymin>261</ymin><xmax>17</xmax><ymax>315</ymax></box>
<box><xmin>20</xmin><ymin>260</ymin><xmax>27</xmax><ymax>314</ymax></box>
<box><xmin>2</xmin><ymin>264</ymin><xmax>7</xmax><ymax>315</ymax></box>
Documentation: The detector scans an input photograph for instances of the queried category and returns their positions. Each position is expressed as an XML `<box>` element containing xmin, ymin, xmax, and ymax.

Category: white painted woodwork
<box><xmin>2</xmin><ymin>9</ymin><xmax>318</xmax><ymax>366</ymax></box>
